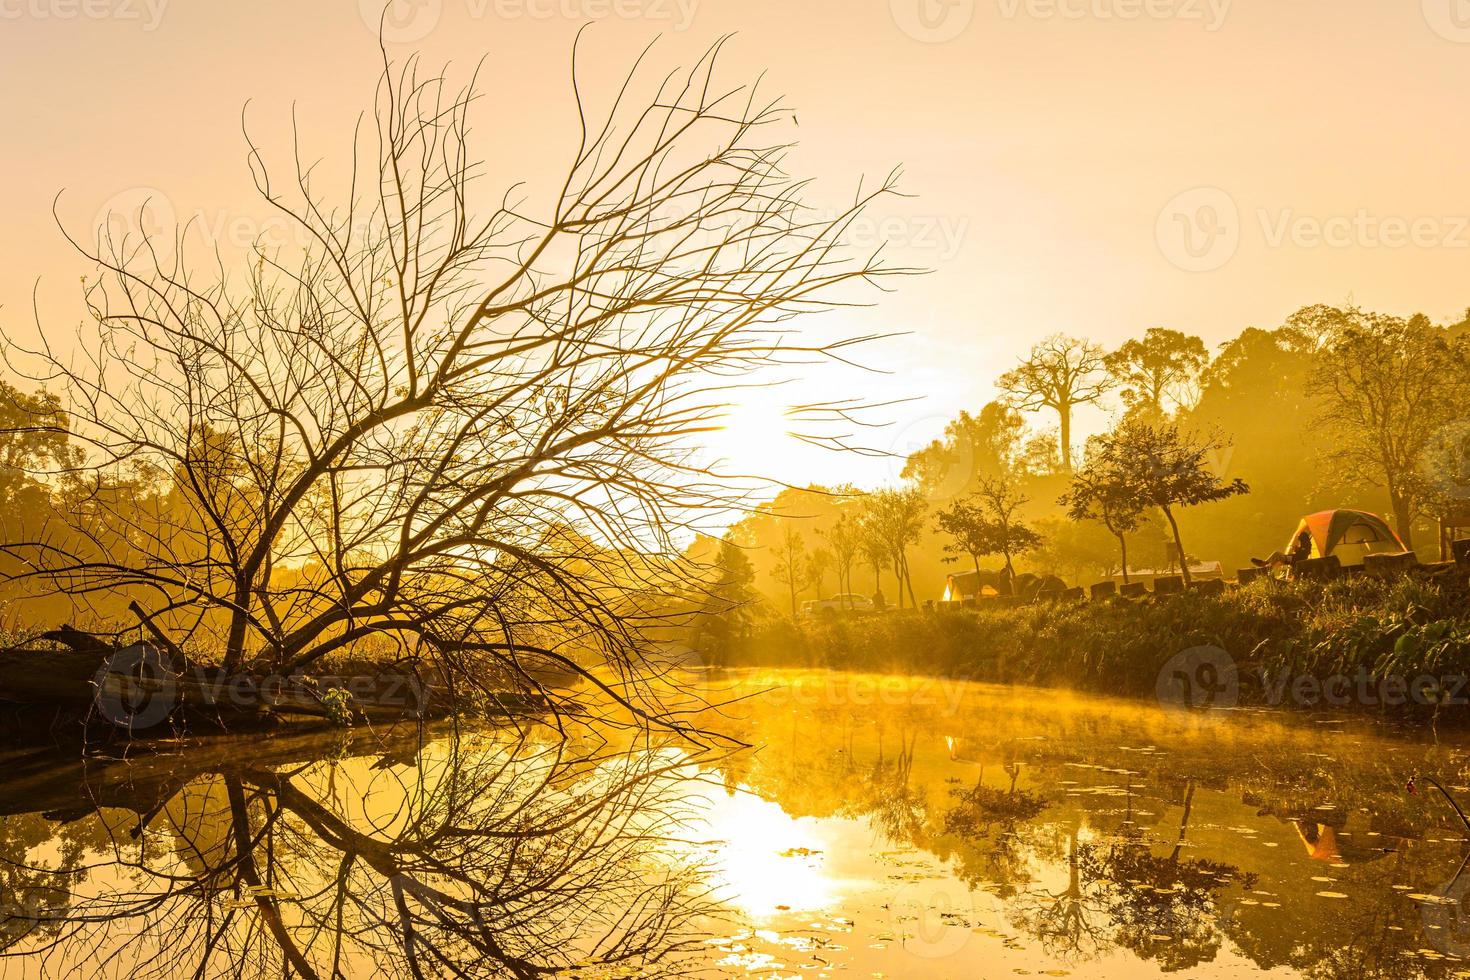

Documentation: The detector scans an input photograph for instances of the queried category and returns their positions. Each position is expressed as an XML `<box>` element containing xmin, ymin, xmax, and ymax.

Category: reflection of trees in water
<box><xmin>0</xmin><ymin>813</ymin><xmax>87</xmax><ymax>951</ymax></box>
<box><xmin>1076</xmin><ymin>779</ymin><xmax>1251</xmax><ymax>972</ymax></box>
<box><xmin>696</xmin><ymin>678</ymin><xmax>1470</xmax><ymax>978</ymax></box>
<box><xmin>0</xmin><ymin>729</ymin><xmax>716</xmax><ymax>978</ymax></box>
<box><xmin>1008</xmin><ymin>824</ymin><xmax>1110</xmax><ymax>961</ymax></box>
<box><xmin>840</xmin><ymin>727</ymin><xmax>928</xmax><ymax>843</ymax></box>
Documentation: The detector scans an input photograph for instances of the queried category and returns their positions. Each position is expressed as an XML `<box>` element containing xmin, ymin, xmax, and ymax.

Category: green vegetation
<box><xmin>711</xmin><ymin>304</ymin><xmax>1470</xmax><ymax>615</ymax></box>
<box><xmin>711</xmin><ymin>574</ymin><xmax>1470</xmax><ymax>713</ymax></box>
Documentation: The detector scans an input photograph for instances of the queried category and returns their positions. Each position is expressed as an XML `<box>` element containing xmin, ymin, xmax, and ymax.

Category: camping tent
<box><xmin>1286</xmin><ymin>509</ymin><xmax>1406</xmax><ymax>567</ymax></box>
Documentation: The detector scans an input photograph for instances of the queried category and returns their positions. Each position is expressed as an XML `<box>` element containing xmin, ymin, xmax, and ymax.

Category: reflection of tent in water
<box><xmin>1288</xmin><ymin>818</ymin><xmax>1390</xmax><ymax>865</ymax></box>
<box><xmin>1285</xmin><ymin>509</ymin><xmax>1406</xmax><ymax>567</ymax></box>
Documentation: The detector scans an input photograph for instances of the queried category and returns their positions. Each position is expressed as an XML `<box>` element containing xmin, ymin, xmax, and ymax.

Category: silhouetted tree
<box><xmin>972</xmin><ymin>473</ymin><xmax>1043</xmax><ymax>582</ymax></box>
<box><xmin>1061</xmin><ymin>446</ymin><xmax>1148</xmax><ymax>584</ymax></box>
<box><xmin>1091</xmin><ymin>421</ymin><xmax>1248</xmax><ymax>584</ymax></box>
<box><xmin>820</xmin><ymin>510</ymin><xmax>863</xmax><ymax>608</ymax></box>
<box><xmin>934</xmin><ymin>496</ymin><xmax>993</xmax><ymax>575</ymax></box>
<box><xmin>865</xmin><ymin>488</ymin><xmax>926</xmax><ymax>608</ymax></box>
<box><xmin>1105</xmin><ymin>327</ymin><xmax>1209</xmax><ymax>421</ymax></box>
<box><xmin>0</xmin><ymin>39</ymin><xmax>908</xmax><ymax>727</ymax></box>
<box><xmin>998</xmin><ymin>335</ymin><xmax>1114</xmax><ymax>471</ymax></box>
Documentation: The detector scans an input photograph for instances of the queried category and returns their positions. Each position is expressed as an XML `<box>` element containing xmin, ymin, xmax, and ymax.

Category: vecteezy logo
<box><xmin>884</xmin><ymin>414</ymin><xmax>974</xmax><ymax>497</ymax></box>
<box><xmin>1423</xmin><ymin>0</ymin><xmax>1470</xmax><ymax>42</ymax></box>
<box><xmin>92</xmin><ymin>642</ymin><xmax>178</xmax><ymax>730</ymax></box>
<box><xmin>92</xmin><ymin>186</ymin><xmax>176</xmax><ymax>260</ymax></box>
<box><xmin>360</xmin><ymin>0</ymin><xmax>443</xmax><ymax>43</ymax></box>
<box><xmin>1156</xmin><ymin>186</ymin><xmax>1239</xmax><ymax>272</ymax></box>
<box><xmin>890</xmin><ymin>0</ymin><xmax>975</xmax><ymax>42</ymax></box>
<box><xmin>889</xmin><ymin>877</ymin><xmax>992</xmax><ymax>958</ymax></box>
<box><xmin>1156</xmin><ymin>645</ymin><xmax>1238</xmax><ymax>713</ymax></box>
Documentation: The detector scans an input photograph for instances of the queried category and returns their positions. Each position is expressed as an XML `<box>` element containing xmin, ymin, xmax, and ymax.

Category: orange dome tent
<box><xmin>1285</xmin><ymin>509</ymin><xmax>1406</xmax><ymax>567</ymax></box>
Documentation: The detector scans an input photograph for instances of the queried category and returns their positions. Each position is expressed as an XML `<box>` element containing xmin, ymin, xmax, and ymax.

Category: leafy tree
<box><xmin>865</xmin><ymin>487</ymin><xmax>927</xmax><ymax>609</ymax></box>
<box><xmin>1091</xmin><ymin>420</ymin><xmax>1249</xmax><ymax>584</ymax></box>
<box><xmin>972</xmin><ymin>473</ymin><xmax>1043</xmax><ymax>582</ymax></box>
<box><xmin>902</xmin><ymin>401</ymin><xmax>1025</xmax><ymax>498</ymax></box>
<box><xmin>857</xmin><ymin>512</ymin><xmax>890</xmax><ymax>599</ymax></box>
<box><xmin>934</xmin><ymin>497</ymin><xmax>993</xmax><ymax>575</ymax></box>
<box><xmin>1060</xmin><ymin>447</ymin><xmax>1148</xmax><ymax>584</ymax></box>
<box><xmin>998</xmin><ymin>335</ymin><xmax>1114</xmax><ymax>471</ymax></box>
<box><xmin>806</xmin><ymin>546</ymin><xmax>833</xmax><ymax>599</ymax></box>
<box><xmin>1030</xmin><ymin>516</ymin><xmax>1122</xmax><ymax>585</ymax></box>
<box><xmin>693</xmin><ymin>534</ymin><xmax>759</xmax><ymax>659</ymax></box>
<box><xmin>1308</xmin><ymin>309</ymin><xmax>1470</xmax><ymax>547</ymax></box>
<box><xmin>1105</xmin><ymin>328</ymin><xmax>1209</xmax><ymax>421</ymax></box>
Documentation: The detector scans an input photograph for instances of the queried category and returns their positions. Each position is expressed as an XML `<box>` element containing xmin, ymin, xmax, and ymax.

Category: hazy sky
<box><xmin>3</xmin><ymin>0</ymin><xmax>1469</xmax><ymax>486</ymax></box>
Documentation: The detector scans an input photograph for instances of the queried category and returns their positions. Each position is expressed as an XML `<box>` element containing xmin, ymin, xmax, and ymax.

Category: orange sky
<box><xmin>3</xmin><ymin>0</ymin><xmax>1469</xmax><ymax>485</ymax></box>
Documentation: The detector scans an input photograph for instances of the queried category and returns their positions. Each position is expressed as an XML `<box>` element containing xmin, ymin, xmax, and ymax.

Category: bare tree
<box><xmin>998</xmin><ymin>335</ymin><xmax>1114</xmax><ymax>471</ymax></box>
<box><xmin>0</xmin><ymin>40</ymin><xmax>908</xmax><ymax>727</ymax></box>
<box><xmin>819</xmin><ymin>509</ymin><xmax>863</xmax><ymax>608</ymax></box>
<box><xmin>771</xmin><ymin>524</ymin><xmax>812</xmax><ymax>619</ymax></box>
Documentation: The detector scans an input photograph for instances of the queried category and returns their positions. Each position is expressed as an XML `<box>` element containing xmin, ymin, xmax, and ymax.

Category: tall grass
<box><xmin>717</xmin><ymin>574</ymin><xmax>1470</xmax><ymax>710</ymax></box>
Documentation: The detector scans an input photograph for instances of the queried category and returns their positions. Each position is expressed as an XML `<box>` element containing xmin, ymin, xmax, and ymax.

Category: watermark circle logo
<box><xmin>1420</xmin><ymin>416</ymin><xmax>1470</xmax><ymax>501</ymax></box>
<box><xmin>883</xmin><ymin>413</ymin><xmax>973</xmax><ymax>497</ymax></box>
<box><xmin>1156</xmin><ymin>645</ymin><xmax>1238</xmax><ymax>713</ymax></box>
<box><xmin>890</xmin><ymin>0</ymin><xmax>975</xmax><ymax>42</ymax></box>
<box><xmin>889</xmin><ymin>877</ymin><xmax>989</xmax><ymax>958</ymax></box>
<box><xmin>1423</xmin><ymin>0</ymin><xmax>1470</xmax><ymax>42</ymax></box>
<box><xmin>92</xmin><ymin>186</ymin><xmax>177</xmax><ymax>260</ymax></box>
<box><xmin>92</xmin><ymin>643</ymin><xmax>178</xmax><ymax>730</ymax></box>
<box><xmin>1156</xmin><ymin>186</ymin><xmax>1239</xmax><ymax>272</ymax></box>
<box><xmin>360</xmin><ymin>0</ymin><xmax>442</xmax><ymax>43</ymax></box>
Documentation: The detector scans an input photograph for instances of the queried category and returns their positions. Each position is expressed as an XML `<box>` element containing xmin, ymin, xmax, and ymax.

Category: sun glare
<box><xmin>709</xmin><ymin>399</ymin><xmax>797</xmax><ymax>473</ymax></box>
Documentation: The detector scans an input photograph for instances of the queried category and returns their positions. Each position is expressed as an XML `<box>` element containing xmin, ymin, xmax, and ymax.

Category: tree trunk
<box><xmin>1058</xmin><ymin>401</ymin><xmax>1073</xmax><ymax>471</ymax></box>
<box><xmin>1162</xmin><ymin>505</ymin><xmax>1191</xmax><ymax>585</ymax></box>
<box><xmin>1116</xmin><ymin>532</ymin><xmax>1130</xmax><ymax>585</ymax></box>
<box><xmin>902</xmin><ymin>553</ymin><xmax>918</xmax><ymax>609</ymax></box>
<box><xmin>1390</xmin><ymin>490</ymin><xmax>1415</xmax><ymax>550</ymax></box>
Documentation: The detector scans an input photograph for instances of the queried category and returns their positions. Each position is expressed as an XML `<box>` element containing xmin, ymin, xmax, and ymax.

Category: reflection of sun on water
<box><xmin>699</xmin><ymin>786</ymin><xmax>837</xmax><ymax>918</ymax></box>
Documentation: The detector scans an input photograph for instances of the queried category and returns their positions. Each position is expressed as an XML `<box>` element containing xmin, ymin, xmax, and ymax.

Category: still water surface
<box><xmin>5</xmin><ymin>669</ymin><xmax>1470</xmax><ymax>978</ymax></box>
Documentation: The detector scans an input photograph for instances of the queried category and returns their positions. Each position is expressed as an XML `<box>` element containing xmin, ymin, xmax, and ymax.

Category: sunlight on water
<box><xmin>9</xmin><ymin>670</ymin><xmax>1470</xmax><ymax>978</ymax></box>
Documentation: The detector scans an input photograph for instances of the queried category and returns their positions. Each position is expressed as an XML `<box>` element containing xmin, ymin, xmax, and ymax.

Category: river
<box><xmin>4</xmin><ymin>669</ymin><xmax>1470</xmax><ymax>978</ymax></box>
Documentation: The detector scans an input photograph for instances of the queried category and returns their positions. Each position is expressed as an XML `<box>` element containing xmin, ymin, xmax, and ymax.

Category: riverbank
<box><xmin>714</xmin><ymin>574</ymin><xmax>1470</xmax><ymax>715</ymax></box>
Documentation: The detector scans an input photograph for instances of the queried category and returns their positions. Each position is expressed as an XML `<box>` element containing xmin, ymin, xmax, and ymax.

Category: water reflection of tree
<box><xmin>938</xmin><ymin>763</ymin><xmax>1054</xmax><ymax>897</ymax></box>
<box><xmin>1009</xmin><ymin>824</ymin><xmax>1110</xmax><ymax>961</ymax></box>
<box><xmin>2</xmin><ymin>729</ymin><xmax>717</xmax><ymax>978</ymax></box>
<box><xmin>840</xmin><ymin>727</ymin><xmax>928</xmax><ymax>843</ymax></box>
<box><xmin>1077</xmin><ymin>779</ymin><xmax>1251</xmax><ymax>973</ymax></box>
<box><xmin>0</xmin><ymin>813</ymin><xmax>86</xmax><ymax>951</ymax></box>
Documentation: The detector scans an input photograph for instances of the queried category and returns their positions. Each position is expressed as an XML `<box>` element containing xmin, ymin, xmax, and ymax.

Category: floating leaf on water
<box><xmin>1315</xmin><ymin>891</ymin><xmax>1349</xmax><ymax>899</ymax></box>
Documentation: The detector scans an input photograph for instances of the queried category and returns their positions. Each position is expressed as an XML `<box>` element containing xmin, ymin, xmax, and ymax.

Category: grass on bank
<box><xmin>712</xmin><ymin>574</ymin><xmax>1470</xmax><ymax>709</ymax></box>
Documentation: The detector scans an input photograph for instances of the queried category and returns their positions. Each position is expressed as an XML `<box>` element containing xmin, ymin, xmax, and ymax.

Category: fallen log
<box><xmin>0</xmin><ymin>643</ymin><xmax>459</xmax><ymax>733</ymax></box>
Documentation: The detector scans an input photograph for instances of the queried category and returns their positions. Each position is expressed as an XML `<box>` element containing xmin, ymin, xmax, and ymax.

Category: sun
<box><xmin>708</xmin><ymin>398</ymin><xmax>797</xmax><ymax>472</ymax></box>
